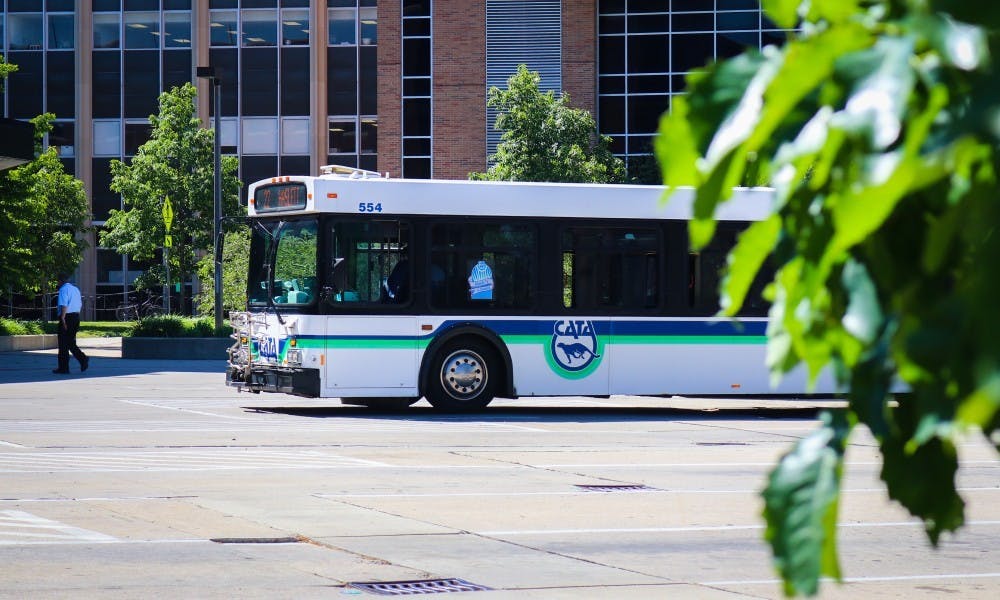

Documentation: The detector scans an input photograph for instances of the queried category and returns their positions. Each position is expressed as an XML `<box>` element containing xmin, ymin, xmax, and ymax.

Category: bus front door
<box><xmin>324</xmin><ymin>317</ymin><xmax>419</xmax><ymax>397</ymax></box>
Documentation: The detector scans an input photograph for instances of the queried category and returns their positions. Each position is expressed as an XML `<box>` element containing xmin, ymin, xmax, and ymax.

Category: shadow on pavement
<box><xmin>0</xmin><ymin>348</ymin><xmax>225</xmax><ymax>385</ymax></box>
<box><xmin>247</xmin><ymin>404</ymin><xmax>831</xmax><ymax>422</ymax></box>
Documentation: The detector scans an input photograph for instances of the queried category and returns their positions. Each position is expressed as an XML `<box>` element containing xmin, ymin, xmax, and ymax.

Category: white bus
<box><xmin>226</xmin><ymin>165</ymin><xmax>831</xmax><ymax>410</ymax></box>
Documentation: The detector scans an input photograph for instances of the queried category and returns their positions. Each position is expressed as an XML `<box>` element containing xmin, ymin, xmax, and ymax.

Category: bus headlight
<box><xmin>286</xmin><ymin>349</ymin><xmax>303</xmax><ymax>366</ymax></box>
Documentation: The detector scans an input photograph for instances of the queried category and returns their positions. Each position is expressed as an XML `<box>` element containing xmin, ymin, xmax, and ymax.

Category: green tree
<box><xmin>0</xmin><ymin>113</ymin><xmax>90</xmax><ymax>306</ymax></box>
<box><xmin>101</xmin><ymin>83</ymin><xmax>241</xmax><ymax>314</ymax></box>
<box><xmin>470</xmin><ymin>64</ymin><xmax>626</xmax><ymax>183</ymax></box>
<box><xmin>195</xmin><ymin>228</ymin><xmax>250</xmax><ymax>317</ymax></box>
<box><xmin>657</xmin><ymin>1</ymin><xmax>1000</xmax><ymax>595</ymax></box>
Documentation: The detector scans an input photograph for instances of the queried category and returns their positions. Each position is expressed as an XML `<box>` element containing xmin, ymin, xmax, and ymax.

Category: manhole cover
<box><xmin>574</xmin><ymin>484</ymin><xmax>659</xmax><ymax>492</ymax></box>
<box><xmin>348</xmin><ymin>578</ymin><xmax>491</xmax><ymax>595</ymax></box>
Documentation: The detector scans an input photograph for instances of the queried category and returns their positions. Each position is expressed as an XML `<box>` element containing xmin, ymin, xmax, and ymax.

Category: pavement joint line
<box><xmin>0</xmin><ymin>496</ymin><xmax>199</xmax><ymax>503</ymax></box>
<box><xmin>702</xmin><ymin>572</ymin><xmax>1000</xmax><ymax>586</ymax></box>
<box><xmin>475</xmin><ymin>520</ymin><xmax>1000</xmax><ymax>536</ymax></box>
<box><xmin>312</xmin><ymin>486</ymin><xmax>998</xmax><ymax>498</ymax></box>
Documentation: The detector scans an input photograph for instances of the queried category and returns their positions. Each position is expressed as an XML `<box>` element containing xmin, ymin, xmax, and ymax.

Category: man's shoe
<box><xmin>80</xmin><ymin>357</ymin><xmax>89</xmax><ymax>372</ymax></box>
<box><xmin>52</xmin><ymin>369</ymin><xmax>70</xmax><ymax>374</ymax></box>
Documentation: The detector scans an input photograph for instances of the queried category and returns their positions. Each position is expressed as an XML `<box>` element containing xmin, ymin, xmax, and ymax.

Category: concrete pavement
<box><xmin>1</xmin><ymin>339</ymin><xmax>998</xmax><ymax>598</ymax></box>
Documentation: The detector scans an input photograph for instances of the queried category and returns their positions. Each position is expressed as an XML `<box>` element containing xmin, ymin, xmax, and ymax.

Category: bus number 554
<box><xmin>358</xmin><ymin>202</ymin><xmax>383</xmax><ymax>213</ymax></box>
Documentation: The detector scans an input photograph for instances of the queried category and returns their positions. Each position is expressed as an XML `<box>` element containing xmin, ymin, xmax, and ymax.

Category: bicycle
<box><xmin>115</xmin><ymin>296</ymin><xmax>166</xmax><ymax>321</ymax></box>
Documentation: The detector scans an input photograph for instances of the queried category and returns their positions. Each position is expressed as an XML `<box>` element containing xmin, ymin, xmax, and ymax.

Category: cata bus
<box><xmin>226</xmin><ymin>165</ymin><xmax>833</xmax><ymax>410</ymax></box>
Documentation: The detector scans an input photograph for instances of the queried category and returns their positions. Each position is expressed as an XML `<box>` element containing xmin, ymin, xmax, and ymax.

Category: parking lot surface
<box><xmin>1</xmin><ymin>339</ymin><xmax>998</xmax><ymax>598</ymax></box>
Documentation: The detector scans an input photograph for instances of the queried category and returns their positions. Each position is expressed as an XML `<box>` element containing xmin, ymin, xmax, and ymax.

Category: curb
<box><xmin>0</xmin><ymin>334</ymin><xmax>58</xmax><ymax>352</ymax></box>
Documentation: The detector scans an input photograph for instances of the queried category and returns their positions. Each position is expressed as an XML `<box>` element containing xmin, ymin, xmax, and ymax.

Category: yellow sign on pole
<box><xmin>162</xmin><ymin>195</ymin><xmax>174</xmax><ymax>232</ymax></box>
<box><xmin>164</xmin><ymin>234</ymin><xmax>173</xmax><ymax>248</ymax></box>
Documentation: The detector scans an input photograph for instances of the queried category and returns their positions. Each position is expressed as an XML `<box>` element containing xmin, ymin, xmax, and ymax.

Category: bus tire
<box><xmin>426</xmin><ymin>338</ymin><xmax>498</xmax><ymax>411</ymax></box>
<box><xmin>342</xmin><ymin>397</ymin><xmax>418</xmax><ymax>410</ymax></box>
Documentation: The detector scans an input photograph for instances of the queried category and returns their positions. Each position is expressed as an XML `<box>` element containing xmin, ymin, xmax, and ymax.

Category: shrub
<box><xmin>0</xmin><ymin>318</ymin><xmax>45</xmax><ymax>336</ymax></box>
<box><xmin>127</xmin><ymin>315</ymin><xmax>229</xmax><ymax>338</ymax></box>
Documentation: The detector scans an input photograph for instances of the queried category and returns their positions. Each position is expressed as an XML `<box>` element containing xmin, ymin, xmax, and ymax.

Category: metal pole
<box><xmin>213</xmin><ymin>79</ymin><xmax>223</xmax><ymax>331</ymax></box>
<box><xmin>163</xmin><ymin>246</ymin><xmax>171</xmax><ymax>314</ymax></box>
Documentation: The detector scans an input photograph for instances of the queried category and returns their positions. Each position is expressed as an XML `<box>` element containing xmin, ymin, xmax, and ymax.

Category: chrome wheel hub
<box><xmin>440</xmin><ymin>350</ymin><xmax>487</xmax><ymax>400</ymax></box>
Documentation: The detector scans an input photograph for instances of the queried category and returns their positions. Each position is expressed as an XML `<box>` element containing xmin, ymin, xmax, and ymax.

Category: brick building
<box><xmin>1</xmin><ymin>0</ymin><xmax>784</xmax><ymax>318</ymax></box>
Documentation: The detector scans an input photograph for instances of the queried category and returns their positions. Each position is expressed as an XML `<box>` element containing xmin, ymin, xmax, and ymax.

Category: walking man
<box><xmin>53</xmin><ymin>273</ymin><xmax>88</xmax><ymax>375</ymax></box>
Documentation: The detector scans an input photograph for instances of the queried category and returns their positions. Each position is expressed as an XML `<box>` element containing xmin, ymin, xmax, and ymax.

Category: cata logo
<box><xmin>549</xmin><ymin>320</ymin><xmax>602</xmax><ymax>375</ymax></box>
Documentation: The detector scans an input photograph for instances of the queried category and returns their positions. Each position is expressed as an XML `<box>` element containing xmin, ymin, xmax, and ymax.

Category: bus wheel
<box><xmin>342</xmin><ymin>397</ymin><xmax>418</xmax><ymax>410</ymax></box>
<box><xmin>427</xmin><ymin>340</ymin><xmax>497</xmax><ymax>411</ymax></box>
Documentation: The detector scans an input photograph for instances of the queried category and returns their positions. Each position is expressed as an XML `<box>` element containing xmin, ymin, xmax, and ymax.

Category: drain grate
<box><xmin>348</xmin><ymin>578</ymin><xmax>492</xmax><ymax>595</ymax></box>
<box><xmin>575</xmin><ymin>484</ymin><xmax>659</xmax><ymax>493</ymax></box>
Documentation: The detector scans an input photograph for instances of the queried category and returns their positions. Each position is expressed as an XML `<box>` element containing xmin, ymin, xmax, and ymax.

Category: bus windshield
<box><xmin>248</xmin><ymin>218</ymin><xmax>318</xmax><ymax>307</ymax></box>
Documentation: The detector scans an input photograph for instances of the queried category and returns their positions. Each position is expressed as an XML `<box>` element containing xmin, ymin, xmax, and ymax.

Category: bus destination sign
<box><xmin>255</xmin><ymin>183</ymin><xmax>307</xmax><ymax>212</ymax></box>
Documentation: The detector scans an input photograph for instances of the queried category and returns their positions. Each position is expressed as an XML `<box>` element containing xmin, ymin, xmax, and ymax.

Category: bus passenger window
<box><xmin>327</xmin><ymin>220</ymin><xmax>410</xmax><ymax>306</ymax></box>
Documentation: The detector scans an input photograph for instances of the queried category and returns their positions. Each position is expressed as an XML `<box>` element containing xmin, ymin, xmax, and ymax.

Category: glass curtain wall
<box><xmin>327</xmin><ymin>0</ymin><xmax>378</xmax><ymax>172</ymax></box>
<box><xmin>90</xmin><ymin>0</ymin><xmax>194</xmax><ymax>317</ymax></box>
<box><xmin>597</xmin><ymin>0</ymin><xmax>791</xmax><ymax>174</ymax></box>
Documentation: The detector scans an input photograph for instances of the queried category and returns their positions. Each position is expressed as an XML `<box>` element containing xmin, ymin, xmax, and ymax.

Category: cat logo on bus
<box><xmin>549</xmin><ymin>320</ymin><xmax>602</xmax><ymax>374</ymax></box>
<box><xmin>258</xmin><ymin>336</ymin><xmax>287</xmax><ymax>361</ymax></box>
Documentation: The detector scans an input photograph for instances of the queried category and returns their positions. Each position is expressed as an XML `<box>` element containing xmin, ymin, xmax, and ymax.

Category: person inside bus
<box><xmin>383</xmin><ymin>258</ymin><xmax>410</xmax><ymax>303</ymax></box>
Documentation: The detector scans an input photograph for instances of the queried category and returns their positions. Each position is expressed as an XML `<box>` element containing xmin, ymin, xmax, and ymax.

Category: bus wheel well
<box><xmin>420</xmin><ymin>328</ymin><xmax>513</xmax><ymax>401</ymax></box>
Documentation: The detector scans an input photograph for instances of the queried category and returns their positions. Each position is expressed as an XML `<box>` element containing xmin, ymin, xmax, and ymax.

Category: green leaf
<box><xmin>655</xmin><ymin>98</ymin><xmax>700</xmax><ymax>191</ymax></box>
<box><xmin>763</xmin><ymin>411</ymin><xmax>851</xmax><ymax>596</ymax></box>
<box><xmin>956</xmin><ymin>374</ymin><xmax>1000</xmax><ymax>429</ymax></box>
<box><xmin>763</xmin><ymin>0</ymin><xmax>802</xmax><ymax>30</ymax></box>
<box><xmin>720</xmin><ymin>215</ymin><xmax>781</xmax><ymax>316</ymax></box>
<box><xmin>830</xmin><ymin>37</ymin><xmax>915</xmax><ymax>150</ymax></box>
<box><xmin>840</xmin><ymin>259</ymin><xmax>883</xmax><ymax>344</ymax></box>
<box><xmin>880</xmin><ymin>433</ymin><xmax>965</xmax><ymax>544</ymax></box>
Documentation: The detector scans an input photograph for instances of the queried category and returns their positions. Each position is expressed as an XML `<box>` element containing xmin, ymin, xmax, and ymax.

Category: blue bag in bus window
<box><xmin>468</xmin><ymin>260</ymin><xmax>494</xmax><ymax>300</ymax></box>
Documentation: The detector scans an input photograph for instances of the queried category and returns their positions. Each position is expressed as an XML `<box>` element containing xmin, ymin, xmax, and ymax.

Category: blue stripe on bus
<box><xmin>293</xmin><ymin>318</ymin><xmax>765</xmax><ymax>341</ymax></box>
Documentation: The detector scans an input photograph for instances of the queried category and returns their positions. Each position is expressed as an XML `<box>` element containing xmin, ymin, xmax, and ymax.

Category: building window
<box><xmin>360</xmin><ymin>7</ymin><xmax>377</xmax><ymax>46</ymax></box>
<box><xmin>49</xmin><ymin>121</ymin><xmax>75</xmax><ymax>158</ymax></box>
<box><xmin>329</xmin><ymin>7</ymin><xmax>357</xmax><ymax>46</ymax></box>
<box><xmin>329</xmin><ymin>119</ymin><xmax>357</xmax><ymax>154</ymax></box>
<box><xmin>281</xmin><ymin>8</ymin><xmax>309</xmax><ymax>46</ymax></box>
<box><xmin>210</xmin><ymin>10</ymin><xmax>238</xmax><ymax>47</ymax></box>
<box><xmin>124</xmin><ymin>122</ymin><xmax>153</xmax><ymax>156</ymax></box>
<box><xmin>47</xmin><ymin>13</ymin><xmax>74</xmax><ymax>50</ymax></box>
<box><xmin>93</xmin><ymin>12</ymin><xmax>121</xmax><ymax>49</ymax></box>
<box><xmin>242</xmin><ymin>118</ymin><xmax>279</xmax><ymax>155</ymax></box>
<box><xmin>164</xmin><ymin>12</ymin><xmax>192</xmax><ymax>48</ymax></box>
<box><xmin>124</xmin><ymin>12</ymin><xmax>159</xmax><ymax>50</ymax></box>
<box><xmin>221</xmin><ymin>118</ymin><xmax>239</xmax><ymax>150</ymax></box>
<box><xmin>281</xmin><ymin>117</ymin><xmax>310</xmax><ymax>155</ymax></box>
<box><xmin>242</xmin><ymin>9</ymin><xmax>277</xmax><ymax>47</ymax></box>
<box><xmin>8</xmin><ymin>13</ymin><xmax>43</xmax><ymax>50</ymax></box>
<box><xmin>93</xmin><ymin>121</ymin><xmax>122</xmax><ymax>156</ymax></box>
<box><xmin>360</xmin><ymin>118</ymin><xmax>377</xmax><ymax>154</ymax></box>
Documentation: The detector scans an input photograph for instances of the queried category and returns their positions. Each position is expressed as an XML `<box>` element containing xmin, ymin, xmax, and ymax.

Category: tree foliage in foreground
<box><xmin>0</xmin><ymin>114</ymin><xmax>90</xmax><ymax>300</ymax></box>
<box><xmin>656</xmin><ymin>0</ymin><xmax>1000</xmax><ymax>595</ymax></box>
<box><xmin>101</xmin><ymin>83</ymin><xmax>241</xmax><ymax>314</ymax></box>
<box><xmin>470</xmin><ymin>64</ymin><xmax>626</xmax><ymax>183</ymax></box>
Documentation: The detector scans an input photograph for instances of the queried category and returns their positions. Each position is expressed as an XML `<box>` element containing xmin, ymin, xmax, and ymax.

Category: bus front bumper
<box><xmin>227</xmin><ymin>365</ymin><xmax>321</xmax><ymax>398</ymax></box>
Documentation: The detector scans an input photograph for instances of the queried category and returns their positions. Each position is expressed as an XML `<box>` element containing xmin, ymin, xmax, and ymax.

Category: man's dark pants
<box><xmin>57</xmin><ymin>313</ymin><xmax>87</xmax><ymax>372</ymax></box>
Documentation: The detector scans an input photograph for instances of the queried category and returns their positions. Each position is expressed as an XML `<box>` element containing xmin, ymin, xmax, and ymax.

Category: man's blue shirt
<box><xmin>57</xmin><ymin>282</ymin><xmax>82</xmax><ymax>313</ymax></box>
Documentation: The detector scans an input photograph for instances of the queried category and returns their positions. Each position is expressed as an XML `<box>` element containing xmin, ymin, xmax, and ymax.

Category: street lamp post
<box><xmin>197</xmin><ymin>66</ymin><xmax>224</xmax><ymax>331</ymax></box>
